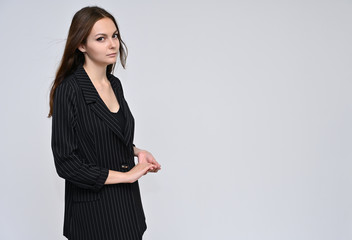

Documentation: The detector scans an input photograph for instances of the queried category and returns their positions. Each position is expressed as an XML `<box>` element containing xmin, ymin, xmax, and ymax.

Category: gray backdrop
<box><xmin>0</xmin><ymin>0</ymin><xmax>351</xmax><ymax>239</ymax></box>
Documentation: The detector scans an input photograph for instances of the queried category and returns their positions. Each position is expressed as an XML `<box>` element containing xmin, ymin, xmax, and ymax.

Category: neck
<box><xmin>83</xmin><ymin>61</ymin><xmax>108</xmax><ymax>85</ymax></box>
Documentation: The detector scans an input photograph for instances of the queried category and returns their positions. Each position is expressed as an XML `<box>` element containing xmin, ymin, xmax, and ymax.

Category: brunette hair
<box><xmin>48</xmin><ymin>6</ymin><xmax>128</xmax><ymax>117</ymax></box>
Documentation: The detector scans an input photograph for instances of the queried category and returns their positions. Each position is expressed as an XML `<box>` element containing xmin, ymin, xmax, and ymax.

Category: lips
<box><xmin>107</xmin><ymin>53</ymin><xmax>117</xmax><ymax>57</ymax></box>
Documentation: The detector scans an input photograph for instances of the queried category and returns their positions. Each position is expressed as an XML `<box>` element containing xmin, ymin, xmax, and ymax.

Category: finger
<box><xmin>154</xmin><ymin>161</ymin><xmax>160</xmax><ymax>168</ymax></box>
<box><xmin>146</xmin><ymin>165</ymin><xmax>153</xmax><ymax>173</ymax></box>
<box><xmin>153</xmin><ymin>161</ymin><xmax>160</xmax><ymax>168</ymax></box>
<box><xmin>148</xmin><ymin>167</ymin><xmax>157</xmax><ymax>173</ymax></box>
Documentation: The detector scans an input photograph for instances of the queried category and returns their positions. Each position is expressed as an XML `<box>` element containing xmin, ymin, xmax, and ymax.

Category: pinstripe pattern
<box><xmin>51</xmin><ymin>65</ymin><xmax>146</xmax><ymax>240</ymax></box>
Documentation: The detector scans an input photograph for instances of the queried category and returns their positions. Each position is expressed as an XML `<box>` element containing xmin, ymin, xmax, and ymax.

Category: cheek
<box><xmin>88</xmin><ymin>44</ymin><xmax>105</xmax><ymax>56</ymax></box>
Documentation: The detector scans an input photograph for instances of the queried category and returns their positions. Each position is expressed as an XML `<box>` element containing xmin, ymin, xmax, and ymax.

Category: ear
<box><xmin>78</xmin><ymin>43</ymin><xmax>86</xmax><ymax>53</ymax></box>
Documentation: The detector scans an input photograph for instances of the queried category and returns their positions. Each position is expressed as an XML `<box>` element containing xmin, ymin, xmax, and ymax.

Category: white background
<box><xmin>0</xmin><ymin>1</ymin><xmax>351</xmax><ymax>239</ymax></box>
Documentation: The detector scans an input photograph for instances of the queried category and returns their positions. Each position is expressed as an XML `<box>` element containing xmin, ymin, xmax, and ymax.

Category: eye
<box><xmin>96</xmin><ymin>37</ymin><xmax>105</xmax><ymax>41</ymax></box>
<box><xmin>112</xmin><ymin>33</ymin><xmax>118</xmax><ymax>38</ymax></box>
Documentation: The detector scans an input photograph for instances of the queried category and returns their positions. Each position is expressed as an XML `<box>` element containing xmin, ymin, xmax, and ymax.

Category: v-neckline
<box><xmin>98</xmin><ymin>88</ymin><xmax>120</xmax><ymax>113</ymax></box>
<box><xmin>88</xmin><ymin>72</ymin><xmax>121</xmax><ymax>114</ymax></box>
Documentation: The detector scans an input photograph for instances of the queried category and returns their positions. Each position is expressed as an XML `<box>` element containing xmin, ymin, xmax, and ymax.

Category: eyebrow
<box><xmin>95</xmin><ymin>30</ymin><xmax>118</xmax><ymax>37</ymax></box>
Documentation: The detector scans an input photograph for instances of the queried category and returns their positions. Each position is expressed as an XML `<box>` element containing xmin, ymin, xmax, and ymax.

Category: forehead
<box><xmin>90</xmin><ymin>17</ymin><xmax>117</xmax><ymax>35</ymax></box>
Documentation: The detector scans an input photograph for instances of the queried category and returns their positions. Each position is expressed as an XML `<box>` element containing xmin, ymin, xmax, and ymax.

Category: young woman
<box><xmin>48</xmin><ymin>6</ymin><xmax>161</xmax><ymax>240</ymax></box>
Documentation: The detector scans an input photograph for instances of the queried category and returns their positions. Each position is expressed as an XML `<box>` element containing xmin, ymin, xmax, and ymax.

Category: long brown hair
<box><xmin>48</xmin><ymin>6</ymin><xmax>128</xmax><ymax>117</ymax></box>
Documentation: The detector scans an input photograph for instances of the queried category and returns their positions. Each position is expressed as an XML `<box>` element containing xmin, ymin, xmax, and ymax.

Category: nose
<box><xmin>109</xmin><ymin>37</ymin><xmax>117</xmax><ymax>49</ymax></box>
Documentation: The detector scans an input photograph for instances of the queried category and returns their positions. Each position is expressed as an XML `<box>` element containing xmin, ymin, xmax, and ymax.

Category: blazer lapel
<box><xmin>111</xmin><ymin>74</ymin><xmax>135</xmax><ymax>146</ymax></box>
<box><xmin>74</xmin><ymin>65</ymin><xmax>131</xmax><ymax>146</ymax></box>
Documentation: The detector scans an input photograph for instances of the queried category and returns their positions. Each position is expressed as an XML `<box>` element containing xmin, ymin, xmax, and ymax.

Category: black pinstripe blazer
<box><xmin>51</xmin><ymin>65</ymin><xmax>146</xmax><ymax>240</ymax></box>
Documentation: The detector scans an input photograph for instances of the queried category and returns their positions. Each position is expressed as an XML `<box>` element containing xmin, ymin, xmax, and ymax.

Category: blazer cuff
<box><xmin>93</xmin><ymin>167</ymin><xmax>109</xmax><ymax>192</ymax></box>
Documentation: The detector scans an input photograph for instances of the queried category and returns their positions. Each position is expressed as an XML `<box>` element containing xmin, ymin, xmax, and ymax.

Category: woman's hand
<box><xmin>125</xmin><ymin>162</ymin><xmax>154</xmax><ymax>183</ymax></box>
<box><xmin>105</xmin><ymin>147</ymin><xmax>161</xmax><ymax>185</ymax></box>
<box><xmin>133</xmin><ymin>147</ymin><xmax>161</xmax><ymax>173</ymax></box>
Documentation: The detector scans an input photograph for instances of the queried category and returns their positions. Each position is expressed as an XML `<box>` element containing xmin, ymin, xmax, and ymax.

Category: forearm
<box><xmin>105</xmin><ymin>170</ymin><xmax>130</xmax><ymax>184</ymax></box>
<box><xmin>105</xmin><ymin>162</ymin><xmax>154</xmax><ymax>185</ymax></box>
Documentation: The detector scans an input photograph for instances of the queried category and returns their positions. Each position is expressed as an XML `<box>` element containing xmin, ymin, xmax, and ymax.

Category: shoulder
<box><xmin>108</xmin><ymin>73</ymin><xmax>127</xmax><ymax>96</ymax></box>
<box><xmin>59</xmin><ymin>72</ymin><xmax>78</xmax><ymax>89</ymax></box>
<box><xmin>55</xmin><ymin>73</ymin><xmax>79</xmax><ymax>102</ymax></box>
<box><xmin>56</xmin><ymin>69</ymin><xmax>83</xmax><ymax>94</ymax></box>
<box><xmin>108</xmin><ymin>73</ymin><xmax>123</xmax><ymax>87</ymax></box>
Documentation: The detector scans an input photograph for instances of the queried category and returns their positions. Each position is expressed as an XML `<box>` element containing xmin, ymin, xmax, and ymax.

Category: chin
<box><xmin>104</xmin><ymin>60</ymin><xmax>117</xmax><ymax>66</ymax></box>
<box><xmin>108</xmin><ymin>59</ymin><xmax>117</xmax><ymax>64</ymax></box>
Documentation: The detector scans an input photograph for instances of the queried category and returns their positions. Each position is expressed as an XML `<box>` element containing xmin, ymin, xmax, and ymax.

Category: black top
<box><xmin>112</xmin><ymin>108</ymin><xmax>126</xmax><ymax>134</ymax></box>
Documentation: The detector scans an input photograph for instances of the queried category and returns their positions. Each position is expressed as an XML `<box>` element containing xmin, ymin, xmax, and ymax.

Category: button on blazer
<box><xmin>51</xmin><ymin>65</ymin><xmax>146</xmax><ymax>240</ymax></box>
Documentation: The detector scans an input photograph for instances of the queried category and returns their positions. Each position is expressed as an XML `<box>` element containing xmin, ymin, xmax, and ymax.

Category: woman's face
<box><xmin>79</xmin><ymin>17</ymin><xmax>120</xmax><ymax>67</ymax></box>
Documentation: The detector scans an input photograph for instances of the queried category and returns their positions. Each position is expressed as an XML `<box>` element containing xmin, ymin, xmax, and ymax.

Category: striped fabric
<box><xmin>51</xmin><ymin>65</ymin><xmax>146</xmax><ymax>240</ymax></box>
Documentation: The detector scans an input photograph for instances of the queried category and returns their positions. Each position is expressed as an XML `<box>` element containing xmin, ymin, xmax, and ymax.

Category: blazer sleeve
<box><xmin>51</xmin><ymin>81</ymin><xmax>109</xmax><ymax>192</ymax></box>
